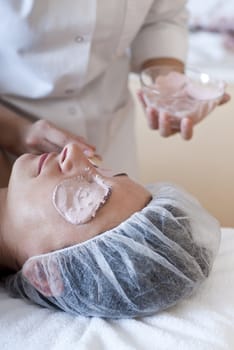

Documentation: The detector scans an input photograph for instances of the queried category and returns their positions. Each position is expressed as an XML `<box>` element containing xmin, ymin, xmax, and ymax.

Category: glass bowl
<box><xmin>140</xmin><ymin>65</ymin><xmax>225</xmax><ymax>119</ymax></box>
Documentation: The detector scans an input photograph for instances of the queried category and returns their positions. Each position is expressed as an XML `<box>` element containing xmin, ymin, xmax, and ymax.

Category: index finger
<box><xmin>45</xmin><ymin>124</ymin><xmax>96</xmax><ymax>151</ymax></box>
<box><xmin>137</xmin><ymin>90</ymin><xmax>147</xmax><ymax>108</ymax></box>
<box><xmin>219</xmin><ymin>93</ymin><xmax>231</xmax><ymax>106</ymax></box>
<box><xmin>181</xmin><ymin>118</ymin><xmax>194</xmax><ymax>140</ymax></box>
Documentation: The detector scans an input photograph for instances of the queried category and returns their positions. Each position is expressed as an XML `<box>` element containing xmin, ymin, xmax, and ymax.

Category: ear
<box><xmin>22</xmin><ymin>258</ymin><xmax>64</xmax><ymax>297</ymax></box>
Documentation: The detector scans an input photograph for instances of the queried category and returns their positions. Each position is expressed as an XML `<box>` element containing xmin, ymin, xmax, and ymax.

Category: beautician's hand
<box><xmin>138</xmin><ymin>90</ymin><xmax>230</xmax><ymax>140</ymax></box>
<box><xmin>0</xmin><ymin>102</ymin><xmax>97</xmax><ymax>157</ymax></box>
<box><xmin>18</xmin><ymin>119</ymin><xmax>97</xmax><ymax>157</ymax></box>
<box><xmin>139</xmin><ymin>57</ymin><xmax>231</xmax><ymax>140</ymax></box>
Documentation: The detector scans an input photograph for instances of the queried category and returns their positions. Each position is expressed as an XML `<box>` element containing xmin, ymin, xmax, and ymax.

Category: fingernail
<box><xmin>93</xmin><ymin>153</ymin><xmax>102</xmax><ymax>161</ymax></box>
<box><xmin>88</xmin><ymin>155</ymin><xmax>102</xmax><ymax>166</ymax></box>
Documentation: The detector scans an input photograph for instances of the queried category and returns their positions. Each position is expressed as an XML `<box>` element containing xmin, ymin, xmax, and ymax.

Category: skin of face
<box><xmin>2</xmin><ymin>143</ymin><xmax>151</xmax><ymax>269</ymax></box>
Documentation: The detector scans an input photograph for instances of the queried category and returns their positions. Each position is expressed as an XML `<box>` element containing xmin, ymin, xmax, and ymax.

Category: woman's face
<box><xmin>4</xmin><ymin>143</ymin><xmax>151</xmax><ymax>267</ymax></box>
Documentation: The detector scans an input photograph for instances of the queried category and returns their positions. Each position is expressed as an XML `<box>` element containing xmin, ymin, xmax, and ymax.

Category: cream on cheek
<box><xmin>52</xmin><ymin>175</ymin><xmax>111</xmax><ymax>225</ymax></box>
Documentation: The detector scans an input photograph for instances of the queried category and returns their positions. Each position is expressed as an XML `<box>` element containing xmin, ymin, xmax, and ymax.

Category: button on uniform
<box><xmin>63</xmin><ymin>35</ymin><xmax>86</xmax><ymax>96</ymax></box>
<box><xmin>75</xmin><ymin>35</ymin><xmax>84</xmax><ymax>43</ymax></box>
<box><xmin>65</xmin><ymin>88</ymin><xmax>75</xmax><ymax>95</ymax></box>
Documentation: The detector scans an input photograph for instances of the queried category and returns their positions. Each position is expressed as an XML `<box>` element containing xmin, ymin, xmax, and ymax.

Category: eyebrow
<box><xmin>91</xmin><ymin>162</ymin><xmax>128</xmax><ymax>177</ymax></box>
<box><xmin>113</xmin><ymin>173</ymin><xmax>128</xmax><ymax>177</ymax></box>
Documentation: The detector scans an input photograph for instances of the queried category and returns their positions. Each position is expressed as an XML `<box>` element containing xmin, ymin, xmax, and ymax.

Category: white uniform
<box><xmin>0</xmin><ymin>0</ymin><xmax>187</xmax><ymax>177</ymax></box>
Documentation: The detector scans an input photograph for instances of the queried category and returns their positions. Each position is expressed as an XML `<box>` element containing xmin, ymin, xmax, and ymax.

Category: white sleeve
<box><xmin>131</xmin><ymin>0</ymin><xmax>189</xmax><ymax>72</ymax></box>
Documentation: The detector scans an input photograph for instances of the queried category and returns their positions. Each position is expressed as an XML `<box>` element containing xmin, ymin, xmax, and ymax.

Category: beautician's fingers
<box><xmin>218</xmin><ymin>93</ymin><xmax>231</xmax><ymax>105</ymax></box>
<box><xmin>24</xmin><ymin>120</ymin><xmax>97</xmax><ymax>157</ymax></box>
<box><xmin>158</xmin><ymin>111</ymin><xmax>177</xmax><ymax>137</ymax></box>
<box><xmin>158</xmin><ymin>112</ymin><xmax>194</xmax><ymax>140</ymax></box>
<box><xmin>146</xmin><ymin>107</ymin><xmax>159</xmax><ymax>129</ymax></box>
<box><xmin>180</xmin><ymin>118</ymin><xmax>194</xmax><ymax>140</ymax></box>
<box><xmin>137</xmin><ymin>90</ymin><xmax>147</xmax><ymax>109</ymax></box>
<box><xmin>41</xmin><ymin>121</ymin><xmax>96</xmax><ymax>157</ymax></box>
<box><xmin>138</xmin><ymin>90</ymin><xmax>194</xmax><ymax>139</ymax></box>
<box><xmin>137</xmin><ymin>91</ymin><xmax>160</xmax><ymax>129</ymax></box>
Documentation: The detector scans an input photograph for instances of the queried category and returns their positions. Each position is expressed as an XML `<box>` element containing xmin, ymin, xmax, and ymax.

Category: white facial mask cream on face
<box><xmin>52</xmin><ymin>175</ymin><xmax>111</xmax><ymax>225</ymax></box>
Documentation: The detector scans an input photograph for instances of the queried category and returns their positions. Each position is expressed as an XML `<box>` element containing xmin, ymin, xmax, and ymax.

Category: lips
<box><xmin>38</xmin><ymin>153</ymin><xmax>49</xmax><ymax>175</ymax></box>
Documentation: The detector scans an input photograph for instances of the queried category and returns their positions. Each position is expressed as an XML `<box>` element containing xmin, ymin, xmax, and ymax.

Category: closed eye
<box><xmin>113</xmin><ymin>173</ymin><xmax>128</xmax><ymax>177</ymax></box>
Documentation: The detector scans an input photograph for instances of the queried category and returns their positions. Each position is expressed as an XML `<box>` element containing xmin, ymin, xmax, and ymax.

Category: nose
<box><xmin>59</xmin><ymin>143</ymin><xmax>87</xmax><ymax>173</ymax></box>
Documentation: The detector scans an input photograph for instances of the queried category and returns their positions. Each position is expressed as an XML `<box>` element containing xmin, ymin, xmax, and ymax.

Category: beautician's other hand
<box><xmin>138</xmin><ymin>90</ymin><xmax>231</xmax><ymax>140</ymax></box>
<box><xmin>17</xmin><ymin>119</ymin><xmax>97</xmax><ymax>157</ymax></box>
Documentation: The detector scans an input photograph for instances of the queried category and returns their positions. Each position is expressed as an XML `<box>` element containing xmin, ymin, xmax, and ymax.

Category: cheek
<box><xmin>13</xmin><ymin>192</ymin><xmax>68</xmax><ymax>259</ymax></box>
<box><xmin>7</xmin><ymin>175</ymin><xmax>75</xmax><ymax>259</ymax></box>
<box><xmin>8</xmin><ymin>178</ymin><xmax>54</xmax><ymax>235</ymax></box>
<box><xmin>52</xmin><ymin>176</ymin><xmax>111</xmax><ymax>225</ymax></box>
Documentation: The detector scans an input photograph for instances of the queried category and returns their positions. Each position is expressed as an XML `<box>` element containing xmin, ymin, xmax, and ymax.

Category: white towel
<box><xmin>0</xmin><ymin>228</ymin><xmax>234</xmax><ymax>350</ymax></box>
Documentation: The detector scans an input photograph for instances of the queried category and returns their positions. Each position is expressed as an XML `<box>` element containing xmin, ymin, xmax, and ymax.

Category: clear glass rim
<box><xmin>140</xmin><ymin>65</ymin><xmax>225</xmax><ymax>102</ymax></box>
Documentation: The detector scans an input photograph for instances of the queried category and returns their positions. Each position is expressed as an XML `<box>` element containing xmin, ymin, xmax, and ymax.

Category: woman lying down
<box><xmin>0</xmin><ymin>143</ymin><xmax>220</xmax><ymax>318</ymax></box>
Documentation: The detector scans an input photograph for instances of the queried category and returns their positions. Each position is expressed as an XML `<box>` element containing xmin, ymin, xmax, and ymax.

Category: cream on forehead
<box><xmin>52</xmin><ymin>175</ymin><xmax>111</xmax><ymax>225</ymax></box>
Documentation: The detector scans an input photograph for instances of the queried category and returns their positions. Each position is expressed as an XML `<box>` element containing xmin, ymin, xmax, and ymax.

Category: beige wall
<box><xmin>130</xmin><ymin>75</ymin><xmax>234</xmax><ymax>227</ymax></box>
